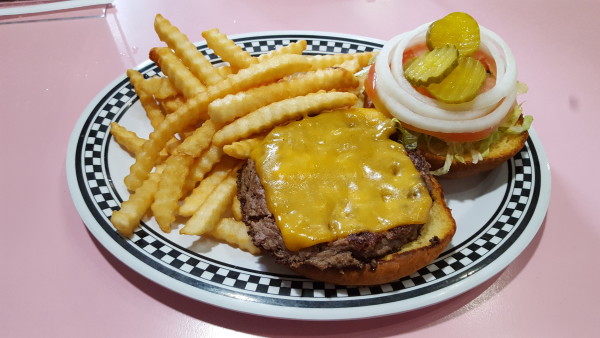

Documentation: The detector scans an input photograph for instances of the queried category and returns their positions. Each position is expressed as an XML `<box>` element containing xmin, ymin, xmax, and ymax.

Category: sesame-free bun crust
<box><xmin>292</xmin><ymin>177</ymin><xmax>456</xmax><ymax>286</ymax></box>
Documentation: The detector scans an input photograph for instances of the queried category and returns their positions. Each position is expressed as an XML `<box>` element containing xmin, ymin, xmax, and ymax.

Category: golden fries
<box><xmin>208</xmin><ymin>67</ymin><xmax>358</xmax><ymax>124</ymax></box>
<box><xmin>150</xmin><ymin>47</ymin><xmax>206</xmax><ymax>98</ymax></box>
<box><xmin>206</xmin><ymin>54</ymin><xmax>312</xmax><ymax>100</ymax></box>
<box><xmin>154</xmin><ymin>14</ymin><xmax>224</xmax><ymax>86</ymax></box>
<box><xmin>306</xmin><ymin>51</ymin><xmax>376</xmax><ymax>70</ymax></box>
<box><xmin>110</xmin><ymin>171</ymin><xmax>161</xmax><ymax>237</ymax></box>
<box><xmin>124</xmin><ymin>92</ymin><xmax>211</xmax><ymax>191</ymax></box>
<box><xmin>175</xmin><ymin>120</ymin><xmax>218</xmax><ymax>157</ymax></box>
<box><xmin>179</xmin><ymin>156</ymin><xmax>238</xmax><ymax>217</ymax></box>
<box><xmin>212</xmin><ymin>91</ymin><xmax>358</xmax><ymax>146</ymax></box>
<box><xmin>125</xmin><ymin>53</ymin><xmax>314</xmax><ymax>191</ymax></box>
<box><xmin>110</xmin><ymin>122</ymin><xmax>145</xmax><ymax>156</ymax></box>
<box><xmin>223</xmin><ymin>136</ymin><xmax>264</xmax><ymax>159</ymax></box>
<box><xmin>138</xmin><ymin>76</ymin><xmax>179</xmax><ymax>99</ymax></box>
<box><xmin>151</xmin><ymin>154</ymin><xmax>194</xmax><ymax>232</ymax></box>
<box><xmin>127</xmin><ymin>69</ymin><xmax>165</xmax><ymax>129</ymax></box>
<box><xmin>215</xmin><ymin>65</ymin><xmax>232</xmax><ymax>77</ymax></box>
<box><xmin>231</xmin><ymin>196</ymin><xmax>242</xmax><ymax>221</ymax></box>
<box><xmin>110</xmin><ymin>122</ymin><xmax>172</xmax><ymax>163</ymax></box>
<box><xmin>186</xmin><ymin>144</ymin><xmax>224</xmax><ymax>186</ymax></box>
<box><xmin>338</xmin><ymin>58</ymin><xmax>362</xmax><ymax>74</ymax></box>
<box><xmin>111</xmin><ymin>14</ymin><xmax>374</xmax><ymax>255</ymax></box>
<box><xmin>180</xmin><ymin>170</ymin><xmax>238</xmax><ymax>235</ymax></box>
<box><xmin>257</xmin><ymin>40</ymin><xmax>307</xmax><ymax>62</ymax></box>
<box><xmin>210</xmin><ymin>218</ymin><xmax>260</xmax><ymax>254</ymax></box>
<box><xmin>202</xmin><ymin>28</ymin><xmax>256</xmax><ymax>71</ymax></box>
<box><xmin>159</xmin><ymin>94</ymin><xmax>185</xmax><ymax>114</ymax></box>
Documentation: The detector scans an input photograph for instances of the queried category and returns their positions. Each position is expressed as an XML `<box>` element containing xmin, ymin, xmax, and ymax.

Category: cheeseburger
<box><xmin>237</xmin><ymin>108</ymin><xmax>455</xmax><ymax>286</ymax></box>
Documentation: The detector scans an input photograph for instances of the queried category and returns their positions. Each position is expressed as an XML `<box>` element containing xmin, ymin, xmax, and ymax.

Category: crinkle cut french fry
<box><xmin>110</xmin><ymin>172</ymin><xmax>161</xmax><ymax>237</ymax></box>
<box><xmin>178</xmin><ymin>127</ymin><xmax>197</xmax><ymax>141</ymax></box>
<box><xmin>124</xmin><ymin>92</ymin><xmax>211</xmax><ymax>191</ymax></box>
<box><xmin>151</xmin><ymin>154</ymin><xmax>194</xmax><ymax>232</ymax></box>
<box><xmin>127</xmin><ymin>69</ymin><xmax>165</xmax><ymax>129</ymax></box>
<box><xmin>352</xmin><ymin>51</ymin><xmax>378</xmax><ymax>67</ymax></box>
<box><xmin>337</xmin><ymin>58</ymin><xmax>362</xmax><ymax>74</ymax></box>
<box><xmin>154</xmin><ymin>14</ymin><xmax>224</xmax><ymax>87</ymax></box>
<box><xmin>212</xmin><ymin>91</ymin><xmax>358</xmax><ymax>146</ymax></box>
<box><xmin>215</xmin><ymin>65</ymin><xmax>232</xmax><ymax>77</ymax></box>
<box><xmin>125</xmin><ymin>54</ymin><xmax>308</xmax><ymax>191</ymax></box>
<box><xmin>207</xmin><ymin>54</ymin><xmax>312</xmax><ymax>100</ymax></box>
<box><xmin>231</xmin><ymin>195</ymin><xmax>242</xmax><ymax>222</ymax></box>
<box><xmin>110</xmin><ymin>122</ymin><xmax>145</xmax><ymax>156</ymax></box>
<box><xmin>256</xmin><ymin>40</ymin><xmax>307</xmax><ymax>63</ymax></box>
<box><xmin>139</xmin><ymin>76</ymin><xmax>179</xmax><ymax>99</ymax></box>
<box><xmin>180</xmin><ymin>171</ymin><xmax>238</xmax><ymax>235</ymax></box>
<box><xmin>179</xmin><ymin>156</ymin><xmax>238</xmax><ymax>217</ymax></box>
<box><xmin>122</xmin><ymin>71</ymin><xmax>182</xmax><ymax>164</ymax></box>
<box><xmin>306</xmin><ymin>52</ymin><xmax>376</xmax><ymax>71</ymax></box>
<box><xmin>110</xmin><ymin>122</ymin><xmax>172</xmax><ymax>163</ymax></box>
<box><xmin>222</xmin><ymin>136</ymin><xmax>264</xmax><ymax>159</ymax></box>
<box><xmin>185</xmin><ymin>144</ymin><xmax>224</xmax><ymax>189</ymax></box>
<box><xmin>202</xmin><ymin>28</ymin><xmax>256</xmax><ymax>70</ymax></box>
<box><xmin>208</xmin><ymin>67</ymin><xmax>358</xmax><ymax>124</ymax></box>
<box><xmin>164</xmin><ymin>135</ymin><xmax>182</xmax><ymax>154</ymax></box>
<box><xmin>150</xmin><ymin>47</ymin><xmax>205</xmax><ymax>99</ymax></box>
<box><xmin>209</xmin><ymin>218</ymin><xmax>260</xmax><ymax>254</ymax></box>
<box><xmin>175</xmin><ymin>119</ymin><xmax>218</xmax><ymax>157</ymax></box>
<box><xmin>159</xmin><ymin>94</ymin><xmax>185</xmax><ymax>114</ymax></box>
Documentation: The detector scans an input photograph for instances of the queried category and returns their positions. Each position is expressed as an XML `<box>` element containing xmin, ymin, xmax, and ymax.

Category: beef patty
<box><xmin>237</xmin><ymin>149</ymin><xmax>433</xmax><ymax>271</ymax></box>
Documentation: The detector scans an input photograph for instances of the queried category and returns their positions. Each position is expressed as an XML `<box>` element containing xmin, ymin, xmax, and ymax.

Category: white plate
<box><xmin>66</xmin><ymin>31</ymin><xmax>551</xmax><ymax>320</ymax></box>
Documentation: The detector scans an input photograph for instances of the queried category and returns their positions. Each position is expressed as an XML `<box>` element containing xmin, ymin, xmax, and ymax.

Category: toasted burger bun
<box><xmin>292</xmin><ymin>176</ymin><xmax>456</xmax><ymax>286</ymax></box>
<box><xmin>420</xmin><ymin>119</ymin><xmax>529</xmax><ymax>179</ymax></box>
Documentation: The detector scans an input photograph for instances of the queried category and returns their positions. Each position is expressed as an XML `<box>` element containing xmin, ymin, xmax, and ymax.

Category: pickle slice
<box><xmin>426</xmin><ymin>12</ymin><xmax>480</xmax><ymax>57</ymax></box>
<box><xmin>404</xmin><ymin>45</ymin><xmax>459</xmax><ymax>87</ymax></box>
<box><xmin>427</xmin><ymin>56</ymin><xmax>486</xmax><ymax>104</ymax></box>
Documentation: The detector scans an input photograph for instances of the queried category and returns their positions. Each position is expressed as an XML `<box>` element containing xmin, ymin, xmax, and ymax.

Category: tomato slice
<box><xmin>472</xmin><ymin>49</ymin><xmax>497</xmax><ymax>76</ymax></box>
<box><xmin>364</xmin><ymin>64</ymin><xmax>387</xmax><ymax>113</ymax></box>
<box><xmin>364</xmin><ymin>64</ymin><xmax>498</xmax><ymax>143</ymax></box>
<box><xmin>401</xmin><ymin>123</ymin><xmax>497</xmax><ymax>143</ymax></box>
<box><xmin>402</xmin><ymin>43</ymin><xmax>429</xmax><ymax>65</ymax></box>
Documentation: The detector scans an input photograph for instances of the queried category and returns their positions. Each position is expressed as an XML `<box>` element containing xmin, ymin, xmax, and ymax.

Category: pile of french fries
<box><xmin>109</xmin><ymin>14</ymin><xmax>375</xmax><ymax>254</ymax></box>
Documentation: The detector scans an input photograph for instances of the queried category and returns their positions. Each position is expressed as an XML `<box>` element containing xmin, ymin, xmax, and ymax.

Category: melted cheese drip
<box><xmin>251</xmin><ymin>108</ymin><xmax>432</xmax><ymax>251</ymax></box>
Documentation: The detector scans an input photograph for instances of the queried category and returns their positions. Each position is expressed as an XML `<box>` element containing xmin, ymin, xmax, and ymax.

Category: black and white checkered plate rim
<box><xmin>67</xmin><ymin>31</ymin><xmax>551</xmax><ymax>320</ymax></box>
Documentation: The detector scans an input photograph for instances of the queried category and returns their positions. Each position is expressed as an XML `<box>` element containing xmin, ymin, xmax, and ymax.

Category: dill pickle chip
<box><xmin>426</xmin><ymin>12</ymin><xmax>480</xmax><ymax>57</ymax></box>
<box><xmin>403</xmin><ymin>57</ymin><xmax>415</xmax><ymax>71</ymax></box>
<box><xmin>404</xmin><ymin>45</ymin><xmax>459</xmax><ymax>87</ymax></box>
<box><xmin>427</xmin><ymin>56</ymin><xmax>486</xmax><ymax>104</ymax></box>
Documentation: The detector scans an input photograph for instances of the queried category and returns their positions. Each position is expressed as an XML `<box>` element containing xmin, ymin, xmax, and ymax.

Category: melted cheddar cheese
<box><xmin>251</xmin><ymin>108</ymin><xmax>432</xmax><ymax>251</ymax></box>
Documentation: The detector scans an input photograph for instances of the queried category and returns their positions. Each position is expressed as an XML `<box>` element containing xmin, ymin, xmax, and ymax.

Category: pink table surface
<box><xmin>1</xmin><ymin>0</ymin><xmax>598</xmax><ymax>336</ymax></box>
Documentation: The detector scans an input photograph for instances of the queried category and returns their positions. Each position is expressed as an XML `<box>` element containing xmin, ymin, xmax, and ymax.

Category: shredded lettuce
<box><xmin>506</xmin><ymin>115</ymin><xmax>533</xmax><ymax>134</ymax></box>
<box><xmin>470</xmin><ymin>148</ymin><xmax>483</xmax><ymax>164</ymax></box>
<box><xmin>432</xmin><ymin>152</ymin><xmax>454</xmax><ymax>176</ymax></box>
<box><xmin>389</xmin><ymin>95</ymin><xmax>533</xmax><ymax>176</ymax></box>
<box><xmin>354</xmin><ymin>66</ymin><xmax>370</xmax><ymax>78</ymax></box>
<box><xmin>391</xmin><ymin>118</ymin><xmax>418</xmax><ymax>149</ymax></box>
<box><xmin>516</xmin><ymin>81</ymin><xmax>529</xmax><ymax>95</ymax></box>
<box><xmin>415</xmin><ymin>103</ymin><xmax>533</xmax><ymax>176</ymax></box>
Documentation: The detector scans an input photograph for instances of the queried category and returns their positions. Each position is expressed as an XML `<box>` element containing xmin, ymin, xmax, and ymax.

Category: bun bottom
<box><xmin>422</xmin><ymin>130</ymin><xmax>528</xmax><ymax>179</ymax></box>
<box><xmin>292</xmin><ymin>177</ymin><xmax>456</xmax><ymax>286</ymax></box>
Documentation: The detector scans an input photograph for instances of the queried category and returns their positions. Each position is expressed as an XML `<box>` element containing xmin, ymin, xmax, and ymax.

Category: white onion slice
<box><xmin>388</xmin><ymin>39</ymin><xmax>494</xmax><ymax>121</ymax></box>
<box><xmin>373</xmin><ymin>22</ymin><xmax>518</xmax><ymax>135</ymax></box>
<box><xmin>377</xmin><ymin>78</ymin><xmax>517</xmax><ymax>133</ymax></box>
<box><xmin>389</xmin><ymin>25</ymin><xmax>515</xmax><ymax>111</ymax></box>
